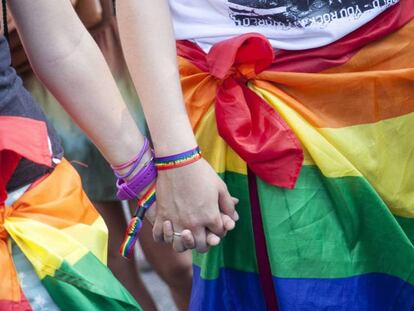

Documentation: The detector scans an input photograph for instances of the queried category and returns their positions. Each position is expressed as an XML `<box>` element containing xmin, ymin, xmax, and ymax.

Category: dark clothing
<box><xmin>0</xmin><ymin>36</ymin><xmax>63</xmax><ymax>191</ymax></box>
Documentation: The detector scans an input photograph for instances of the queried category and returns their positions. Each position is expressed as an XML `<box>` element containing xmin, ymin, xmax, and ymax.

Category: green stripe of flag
<box><xmin>42</xmin><ymin>252</ymin><xmax>141</xmax><ymax>311</ymax></box>
<box><xmin>194</xmin><ymin>167</ymin><xmax>414</xmax><ymax>286</ymax></box>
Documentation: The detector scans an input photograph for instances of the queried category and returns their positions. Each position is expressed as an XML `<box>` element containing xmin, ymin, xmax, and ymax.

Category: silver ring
<box><xmin>173</xmin><ymin>232</ymin><xmax>182</xmax><ymax>237</ymax></box>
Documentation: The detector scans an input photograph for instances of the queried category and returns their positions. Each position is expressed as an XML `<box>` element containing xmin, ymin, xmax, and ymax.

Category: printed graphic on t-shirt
<box><xmin>228</xmin><ymin>0</ymin><xmax>398</xmax><ymax>28</ymax></box>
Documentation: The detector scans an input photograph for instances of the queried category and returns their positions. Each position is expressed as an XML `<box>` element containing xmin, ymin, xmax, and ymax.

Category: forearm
<box><xmin>117</xmin><ymin>1</ymin><xmax>237</xmax><ymax>248</ymax></box>
<box><xmin>116</xmin><ymin>0</ymin><xmax>197</xmax><ymax>155</ymax></box>
<box><xmin>9</xmin><ymin>0</ymin><xmax>143</xmax><ymax>165</ymax></box>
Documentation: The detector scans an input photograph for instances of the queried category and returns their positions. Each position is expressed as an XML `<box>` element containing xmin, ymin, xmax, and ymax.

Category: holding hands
<box><xmin>113</xmin><ymin>0</ymin><xmax>239</xmax><ymax>254</ymax></box>
<box><xmin>112</xmin><ymin>144</ymin><xmax>239</xmax><ymax>255</ymax></box>
<box><xmin>150</xmin><ymin>156</ymin><xmax>239</xmax><ymax>253</ymax></box>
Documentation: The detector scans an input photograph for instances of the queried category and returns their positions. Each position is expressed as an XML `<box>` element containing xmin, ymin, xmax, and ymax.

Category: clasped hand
<box><xmin>146</xmin><ymin>158</ymin><xmax>239</xmax><ymax>253</ymax></box>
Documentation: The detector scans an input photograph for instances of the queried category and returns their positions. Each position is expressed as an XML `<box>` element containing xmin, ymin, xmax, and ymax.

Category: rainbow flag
<box><xmin>178</xmin><ymin>2</ymin><xmax>414</xmax><ymax>310</ymax></box>
<box><xmin>0</xmin><ymin>123</ymin><xmax>141</xmax><ymax>311</ymax></box>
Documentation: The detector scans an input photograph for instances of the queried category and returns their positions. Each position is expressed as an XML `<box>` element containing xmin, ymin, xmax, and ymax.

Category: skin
<box><xmin>4</xmin><ymin>1</ymin><xmax>193</xmax><ymax>308</ymax></box>
<box><xmin>138</xmin><ymin>218</ymin><xmax>192</xmax><ymax>311</ymax></box>
<box><xmin>6</xmin><ymin>1</ymin><xmax>238</xmax><ymax>251</ymax></box>
<box><xmin>75</xmin><ymin>1</ymin><xmax>192</xmax><ymax>309</ymax></box>
<box><xmin>7</xmin><ymin>0</ymin><xmax>145</xmax><ymax>167</ymax></box>
<box><xmin>116</xmin><ymin>0</ymin><xmax>239</xmax><ymax>253</ymax></box>
<box><xmin>94</xmin><ymin>200</ymin><xmax>193</xmax><ymax>311</ymax></box>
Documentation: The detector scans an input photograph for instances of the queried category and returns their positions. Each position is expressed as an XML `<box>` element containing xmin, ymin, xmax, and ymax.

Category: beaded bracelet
<box><xmin>155</xmin><ymin>146</ymin><xmax>202</xmax><ymax>170</ymax></box>
<box><xmin>119</xmin><ymin>183</ymin><xmax>157</xmax><ymax>258</ymax></box>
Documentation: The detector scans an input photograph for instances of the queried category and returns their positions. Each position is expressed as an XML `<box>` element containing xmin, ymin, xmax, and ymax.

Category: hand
<box><xmin>151</xmin><ymin>158</ymin><xmax>238</xmax><ymax>253</ymax></box>
<box><xmin>161</xmin><ymin>205</ymin><xmax>239</xmax><ymax>251</ymax></box>
<box><xmin>145</xmin><ymin>203</ymin><xmax>239</xmax><ymax>249</ymax></box>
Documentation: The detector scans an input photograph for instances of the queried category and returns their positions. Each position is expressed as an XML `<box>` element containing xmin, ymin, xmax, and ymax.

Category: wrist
<box><xmin>155</xmin><ymin>146</ymin><xmax>202</xmax><ymax>171</ymax></box>
<box><xmin>112</xmin><ymin>137</ymin><xmax>157</xmax><ymax>201</ymax></box>
<box><xmin>148</xmin><ymin>115</ymin><xmax>197</xmax><ymax>157</ymax></box>
<box><xmin>117</xmin><ymin>149</ymin><xmax>153</xmax><ymax>182</ymax></box>
<box><xmin>108</xmin><ymin>132</ymin><xmax>146</xmax><ymax>167</ymax></box>
<box><xmin>152</xmin><ymin>135</ymin><xmax>198</xmax><ymax>157</ymax></box>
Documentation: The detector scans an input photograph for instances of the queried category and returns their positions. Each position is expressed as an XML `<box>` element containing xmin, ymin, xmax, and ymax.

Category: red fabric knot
<box><xmin>206</xmin><ymin>33</ymin><xmax>275</xmax><ymax>80</ymax></box>
<box><xmin>179</xmin><ymin>34</ymin><xmax>304</xmax><ymax>189</ymax></box>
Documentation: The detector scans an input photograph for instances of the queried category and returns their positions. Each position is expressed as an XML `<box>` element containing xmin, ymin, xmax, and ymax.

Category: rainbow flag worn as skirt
<box><xmin>177</xmin><ymin>2</ymin><xmax>414</xmax><ymax>310</ymax></box>
<box><xmin>0</xmin><ymin>117</ymin><xmax>141</xmax><ymax>310</ymax></box>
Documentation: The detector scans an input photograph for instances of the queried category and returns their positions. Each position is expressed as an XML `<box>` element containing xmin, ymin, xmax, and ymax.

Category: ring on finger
<box><xmin>171</xmin><ymin>231</ymin><xmax>181</xmax><ymax>244</ymax></box>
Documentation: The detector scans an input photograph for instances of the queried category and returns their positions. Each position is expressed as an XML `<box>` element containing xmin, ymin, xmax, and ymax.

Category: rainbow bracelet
<box><xmin>119</xmin><ymin>184</ymin><xmax>156</xmax><ymax>258</ymax></box>
<box><xmin>154</xmin><ymin>146</ymin><xmax>202</xmax><ymax>170</ymax></box>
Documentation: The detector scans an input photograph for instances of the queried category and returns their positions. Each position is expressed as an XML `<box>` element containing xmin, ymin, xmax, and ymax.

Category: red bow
<box><xmin>178</xmin><ymin>34</ymin><xmax>303</xmax><ymax>189</ymax></box>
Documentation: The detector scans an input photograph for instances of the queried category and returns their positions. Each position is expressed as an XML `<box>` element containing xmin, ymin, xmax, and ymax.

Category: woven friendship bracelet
<box><xmin>155</xmin><ymin>146</ymin><xmax>202</xmax><ymax>170</ymax></box>
<box><xmin>137</xmin><ymin>183</ymin><xmax>157</xmax><ymax>211</ymax></box>
<box><xmin>119</xmin><ymin>184</ymin><xmax>157</xmax><ymax>258</ymax></box>
<box><xmin>119</xmin><ymin>217</ymin><xmax>143</xmax><ymax>259</ymax></box>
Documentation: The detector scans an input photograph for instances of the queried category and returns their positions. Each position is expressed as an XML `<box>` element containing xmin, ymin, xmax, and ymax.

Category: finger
<box><xmin>206</xmin><ymin>231</ymin><xmax>221</xmax><ymax>247</ymax></box>
<box><xmin>170</xmin><ymin>224</ymin><xmax>187</xmax><ymax>253</ymax></box>
<box><xmin>193</xmin><ymin>229</ymin><xmax>209</xmax><ymax>253</ymax></box>
<box><xmin>218</xmin><ymin>185</ymin><xmax>236</xmax><ymax>220</ymax></box>
<box><xmin>230</xmin><ymin>198</ymin><xmax>240</xmax><ymax>221</ymax></box>
<box><xmin>233</xmin><ymin>210</ymin><xmax>239</xmax><ymax>222</ymax></box>
<box><xmin>172</xmin><ymin>234</ymin><xmax>187</xmax><ymax>253</ymax></box>
<box><xmin>152</xmin><ymin>218</ymin><xmax>164</xmax><ymax>242</ymax></box>
<box><xmin>206</xmin><ymin>212</ymin><xmax>225</xmax><ymax>237</ymax></box>
<box><xmin>221</xmin><ymin>214</ymin><xmax>236</xmax><ymax>231</ymax></box>
<box><xmin>163</xmin><ymin>220</ymin><xmax>174</xmax><ymax>244</ymax></box>
<box><xmin>181</xmin><ymin>229</ymin><xmax>196</xmax><ymax>250</ymax></box>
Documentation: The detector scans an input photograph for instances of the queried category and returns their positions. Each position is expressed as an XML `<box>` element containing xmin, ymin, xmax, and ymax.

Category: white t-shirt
<box><xmin>169</xmin><ymin>0</ymin><xmax>399</xmax><ymax>51</ymax></box>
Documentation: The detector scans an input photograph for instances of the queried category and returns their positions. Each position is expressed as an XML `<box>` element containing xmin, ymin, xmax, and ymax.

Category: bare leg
<box><xmin>94</xmin><ymin>201</ymin><xmax>158</xmax><ymax>311</ymax></box>
<box><xmin>139</xmin><ymin>217</ymin><xmax>193</xmax><ymax>311</ymax></box>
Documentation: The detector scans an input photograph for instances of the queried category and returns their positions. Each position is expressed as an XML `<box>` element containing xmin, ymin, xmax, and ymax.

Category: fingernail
<box><xmin>234</xmin><ymin>211</ymin><xmax>239</xmax><ymax>221</ymax></box>
<box><xmin>209</xmin><ymin>236</ymin><xmax>220</xmax><ymax>246</ymax></box>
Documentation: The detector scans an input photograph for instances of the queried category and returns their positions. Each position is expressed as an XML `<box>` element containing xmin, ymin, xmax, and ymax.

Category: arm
<box><xmin>116</xmin><ymin>1</ymin><xmax>238</xmax><ymax>252</ymax></box>
<box><xmin>116</xmin><ymin>0</ymin><xmax>197</xmax><ymax>155</ymax></box>
<box><xmin>8</xmin><ymin>0</ymin><xmax>145</xmax><ymax>166</ymax></box>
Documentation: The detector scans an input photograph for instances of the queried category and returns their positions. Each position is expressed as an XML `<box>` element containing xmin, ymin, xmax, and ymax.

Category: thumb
<box><xmin>218</xmin><ymin>186</ymin><xmax>237</xmax><ymax>221</ymax></box>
